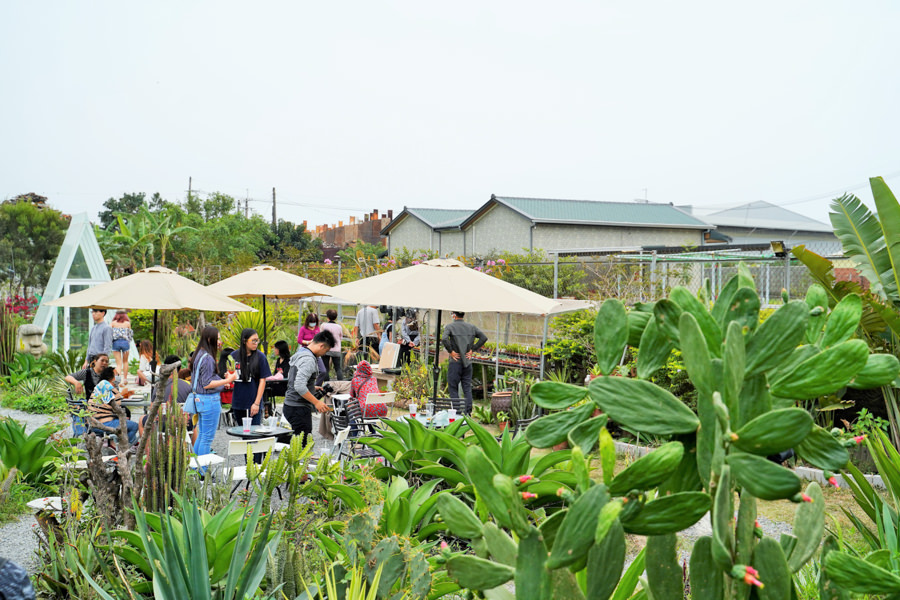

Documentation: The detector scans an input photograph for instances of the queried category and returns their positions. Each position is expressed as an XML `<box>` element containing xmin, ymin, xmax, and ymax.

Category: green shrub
<box><xmin>6</xmin><ymin>392</ymin><xmax>67</xmax><ymax>415</ymax></box>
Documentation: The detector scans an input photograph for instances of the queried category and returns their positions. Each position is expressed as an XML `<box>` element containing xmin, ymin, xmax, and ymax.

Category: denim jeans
<box><xmin>105</xmin><ymin>419</ymin><xmax>139</xmax><ymax>445</ymax></box>
<box><xmin>192</xmin><ymin>392</ymin><xmax>221</xmax><ymax>457</ymax></box>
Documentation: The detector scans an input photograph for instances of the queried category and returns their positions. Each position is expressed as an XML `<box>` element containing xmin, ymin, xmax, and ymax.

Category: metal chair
<box><xmin>222</xmin><ymin>436</ymin><xmax>277</xmax><ymax>495</ymax></box>
<box><xmin>434</xmin><ymin>397</ymin><xmax>465</xmax><ymax>413</ymax></box>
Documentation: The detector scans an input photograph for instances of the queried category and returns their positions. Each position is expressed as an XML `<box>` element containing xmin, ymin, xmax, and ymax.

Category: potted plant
<box><xmin>509</xmin><ymin>371</ymin><xmax>538</xmax><ymax>431</ymax></box>
<box><xmin>496</xmin><ymin>411</ymin><xmax>509</xmax><ymax>432</ymax></box>
<box><xmin>490</xmin><ymin>372</ymin><xmax>513</xmax><ymax>420</ymax></box>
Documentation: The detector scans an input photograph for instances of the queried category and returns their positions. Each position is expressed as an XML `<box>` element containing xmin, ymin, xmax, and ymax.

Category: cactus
<box><xmin>440</xmin><ymin>270</ymin><xmax>895</xmax><ymax>599</ymax></box>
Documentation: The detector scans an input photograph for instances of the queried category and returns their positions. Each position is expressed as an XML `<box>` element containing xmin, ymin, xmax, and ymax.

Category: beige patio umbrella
<box><xmin>45</xmin><ymin>266</ymin><xmax>255</xmax><ymax>371</ymax></box>
<box><xmin>329</xmin><ymin>258</ymin><xmax>563</xmax><ymax>398</ymax></box>
<box><xmin>207</xmin><ymin>265</ymin><xmax>333</xmax><ymax>351</ymax></box>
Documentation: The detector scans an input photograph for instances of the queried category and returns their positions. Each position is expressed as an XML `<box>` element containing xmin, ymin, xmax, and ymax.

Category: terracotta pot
<box><xmin>499</xmin><ymin>422</ymin><xmax>509</xmax><ymax>432</ymax></box>
<box><xmin>552</xmin><ymin>440</ymin><xmax>569</xmax><ymax>451</ymax></box>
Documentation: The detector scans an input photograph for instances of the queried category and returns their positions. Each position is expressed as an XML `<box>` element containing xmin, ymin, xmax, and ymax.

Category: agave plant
<box><xmin>0</xmin><ymin>417</ymin><xmax>65</xmax><ymax>484</ymax></box>
<box><xmin>87</xmin><ymin>493</ymin><xmax>280</xmax><ymax>600</ymax></box>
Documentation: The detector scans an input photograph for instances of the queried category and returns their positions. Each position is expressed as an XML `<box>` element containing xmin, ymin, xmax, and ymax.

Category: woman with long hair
<box><xmin>110</xmin><ymin>309</ymin><xmax>133</xmax><ymax>384</ymax></box>
<box><xmin>230</xmin><ymin>328</ymin><xmax>271</xmax><ymax>426</ymax></box>
<box><xmin>136</xmin><ymin>339</ymin><xmax>158</xmax><ymax>386</ymax></box>
<box><xmin>188</xmin><ymin>326</ymin><xmax>237</xmax><ymax>457</ymax></box>
<box><xmin>272</xmin><ymin>340</ymin><xmax>291</xmax><ymax>376</ymax></box>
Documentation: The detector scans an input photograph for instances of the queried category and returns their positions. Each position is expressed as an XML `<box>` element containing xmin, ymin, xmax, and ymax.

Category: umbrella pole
<box><xmin>151</xmin><ymin>309</ymin><xmax>158</xmax><ymax>385</ymax></box>
<box><xmin>262</xmin><ymin>295</ymin><xmax>268</xmax><ymax>354</ymax></box>
<box><xmin>432</xmin><ymin>309</ymin><xmax>442</xmax><ymax>400</ymax></box>
<box><xmin>494</xmin><ymin>312</ymin><xmax>500</xmax><ymax>388</ymax></box>
<box><xmin>540</xmin><ymin>314</ymin><xmax>549</xmax><ymax>380</ymax></box>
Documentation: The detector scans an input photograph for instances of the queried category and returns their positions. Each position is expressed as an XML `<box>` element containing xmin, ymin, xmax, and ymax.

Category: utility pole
<box><xmin>188</xmin><ymin>176</ymin><xmax>192</xmax><ymax>202</ymax></box>
<box><xmin>245</xmin><ymin>194</ymin><xmax>249</xmax><ymax>219</ymax></box>
<box><xmin>272</xmin><ymin>187</ymin><xmax>277</xmax><ymax>227</ymax></box>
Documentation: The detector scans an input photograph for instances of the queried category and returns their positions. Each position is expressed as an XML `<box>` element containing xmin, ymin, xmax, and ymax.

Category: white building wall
<box><xmin>438</xmin><ymin>231</ymin><xmax>466</xmax><ymax>256</ymax></box>
<box><xmin>466</xmin><ymin>204</ymin><xmax>533</xmax><ymax>256</ymax></box>
<box><xmin>533</xmin><ymin>224</ymin><xmax>705</xmax><ymax>251</ymax></box>
<box><xmin>387</xmin><ymin>217</ymin><xmax>434</xmax><ymax>255</ymax></box>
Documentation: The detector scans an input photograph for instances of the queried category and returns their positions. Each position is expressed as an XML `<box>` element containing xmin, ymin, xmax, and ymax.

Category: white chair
<box><xmin>363</xmin><ymin>391</ymin><xmax>396</xmax><ymax>421</ymax></box>
<box><xmin>222</xmin><ymin>436</ymin><xmax>277</xmax><ymax>494</ymax></box>
<box><xmin>190</xmin><ymin>453</ymin><xmax>225</xmax><ymax>471</ymax></box>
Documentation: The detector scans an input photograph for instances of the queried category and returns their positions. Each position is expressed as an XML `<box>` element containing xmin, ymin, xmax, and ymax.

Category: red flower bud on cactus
<box><xmin>729</xmin><ymin>432</ymin><xmax>739</xmax><ymax>442</ymax></box>
<box><xmin>731</xmin><ymin>565</ymin><xmax>764</xmax><ymax>589</ymax></box>
<box><xmin>517</xmin><ymin>475</ymin><xmax>534</xmax><ymax>485</ymax></box>
<box><xmin>521</xmin><ymin>492</ymin><xmax>538</xmax><ymax>500</ymax></box>
<box><xmin>802</xmin><ymin>493</ymin><xmax>813</xmax><ymax>502</ymax></box>
<box><xmin>854</xmin><ymin>435</ymin><xmax>866</xmax><ymax>444</ymax></box>
<box><xmin>440</xmin><ymin>541</ymin><xmax>449</xmax><ymax>550</ymax></box>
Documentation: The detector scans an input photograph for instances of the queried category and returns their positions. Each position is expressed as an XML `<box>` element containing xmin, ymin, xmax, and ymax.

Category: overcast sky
<box><xmin>2</xmin><ymin>1</ymin><xmax>899</xmax><ymax>231</ymax></box>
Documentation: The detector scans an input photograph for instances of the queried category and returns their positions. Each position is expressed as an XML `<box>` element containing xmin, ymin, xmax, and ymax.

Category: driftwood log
<box><xmin>82</xmin><ymin>361</ymin><xmax>179</xmax><ymax>529</ymax></box>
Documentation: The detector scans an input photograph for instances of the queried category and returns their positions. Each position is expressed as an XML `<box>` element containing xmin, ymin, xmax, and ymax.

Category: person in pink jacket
<box><xmin>297</xmin><ymin>312</ymin><xmax>320</xmax><ymax>346</ymax></box>
<box><xmin>297</xmin><ymin>312</ymin><xmax>327</xmax><ymax>385</ymax></box>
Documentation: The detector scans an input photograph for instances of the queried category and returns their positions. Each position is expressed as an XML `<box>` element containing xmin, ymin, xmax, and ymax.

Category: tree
<box><xmin>0</xmin><ymin>198</ymin><xmax>68</xmax><ymax>296</ymax></box>
<box><xmin>98</xmin><ymin>192</ymin><xmax>148</xmax><ymax>230</ymax></box>
<box><xmin>262</xmin><ymin>219</ymin><xmax>323</xmax><ymax>262</ymax></box>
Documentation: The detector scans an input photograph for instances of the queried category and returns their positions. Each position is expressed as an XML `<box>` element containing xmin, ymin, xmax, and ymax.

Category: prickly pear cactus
<box><xmin>438</xmin><ymin>269</ymin><xmax>897</xmax><ymax>600</ymax></box>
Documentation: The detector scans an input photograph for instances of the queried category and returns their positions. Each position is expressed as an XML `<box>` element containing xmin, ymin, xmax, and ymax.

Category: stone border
<box><xmin>614</xmin><ymin>440</ymin><xmax>886</xmax><ymax>490</ymax></box>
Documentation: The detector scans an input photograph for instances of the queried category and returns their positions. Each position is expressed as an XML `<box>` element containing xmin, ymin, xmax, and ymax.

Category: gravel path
<box><xmin>0</xmin><ymin>403</ymin><xmax>332</xmax><ymax>574</ymax></box>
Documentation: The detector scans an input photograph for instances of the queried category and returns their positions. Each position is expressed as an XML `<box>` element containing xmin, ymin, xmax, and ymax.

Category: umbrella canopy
<box><xmin>206</xmin><ymin>265</ymin><xmax>332</xmax><ymax>351</ymax></box>
<box><xmin>328</xmin><ymin>258</ymin><xmax>560</xmax><ymax>315</ymax></box>
<box><xmin>45</xmin><ymin>266</ymin><xmax>255</xmax><ymax>378</ymax></box>
<box><xmin>45</xmin><ymin>266</ymin><xmax>256</xmax><ymax>312</ymax></box>
<box><xmin>206</xmin><ymin>265</ymin><xmax>332</xmax><ymax>299</ymax></box>
<box><xmin>329</xmin><ymin>258</ymin><xmax>564</xmax><ymax>400</ymax></box>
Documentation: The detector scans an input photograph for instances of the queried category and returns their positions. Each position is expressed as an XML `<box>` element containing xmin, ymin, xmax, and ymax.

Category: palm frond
<box><xmin>830</xmin><ymin>193</ymin><xmax>897</xmax><ymax>300</ymax></box>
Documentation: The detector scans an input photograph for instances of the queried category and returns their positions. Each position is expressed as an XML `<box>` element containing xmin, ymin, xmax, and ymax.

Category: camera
<box><xmin>313</xmin><ymin>382</ymin><xmax>335</xmax><ymax>400</ymax></box>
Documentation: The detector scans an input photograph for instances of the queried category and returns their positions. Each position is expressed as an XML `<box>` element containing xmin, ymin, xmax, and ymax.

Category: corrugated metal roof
<box><xmin>703</xmin><ymin>201</ymin><xmax>833</xmax><ymax>232</ymax></box>
<box><xmin>408</xmin><ymin>208</ymin><xmax>472</xmax><ymax>229</ymax></box>
<box><xmin>493</xmin><ymin>196</ymin><xmax>711</xmax><ymax>229</ymax></box>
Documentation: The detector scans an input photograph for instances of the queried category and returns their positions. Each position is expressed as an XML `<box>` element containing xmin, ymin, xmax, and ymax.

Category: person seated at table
<box><xmin>150</xmin><ymin>355</ymin><xmax>191</xmax><ymax>403</ymax></box>
<box><xmin>136</xmin><ymin>340</ymin><xmax>159</xmax><ymax>386</ymax></box>
<box><xmin>283</xmin><ymin>330</ymin><xmax>335</xmax><ymax>447</ymax></box>
<box><xmin>350</xmin><ymin>361</ymin><xmax>387</xmax><ymax>419</ymax></box>
<box><xmin>65</xmin><ymin>353</ymin><xmax>110</xmax><ymax>402</ymax></box>
<box><xmin>140</xmin><ymin>357</ymin><xmax>196</xmax><ymax>441</ymax></box>
<box><xmin>88</xmin><ymin>367</ymin><xmax>139</xmax><ymax>445</ymax></box>
<box><xmin>271</xmin><ymin>340</ymin><xmax>291</xmax><ymax>378</ymax></box>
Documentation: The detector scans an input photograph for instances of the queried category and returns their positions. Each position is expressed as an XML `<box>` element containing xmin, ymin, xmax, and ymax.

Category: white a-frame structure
<box><xmin>33</xmin><ymin>213</ymin><xmax>110</xmax><ymax>352</ymax></box>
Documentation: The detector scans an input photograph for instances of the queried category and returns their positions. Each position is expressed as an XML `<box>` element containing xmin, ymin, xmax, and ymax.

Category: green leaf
<box><xmin>589</xmin><ymin>376</ymin><xmax>699</xmax><ymax>435</ymax></box>
<box><xmin>594</xmin><ymin>299</ymin><xmax>628</xmax><ymax>375</ymax></box>
<box><xmin>530</xmin><ymin>381</ymin><xmax>588</xmax><ymax>410</ymax></box>
<box><xmin>830</xmin><ymin>191</ymin><xmax>898</xmax><ymax>300</ymax></box>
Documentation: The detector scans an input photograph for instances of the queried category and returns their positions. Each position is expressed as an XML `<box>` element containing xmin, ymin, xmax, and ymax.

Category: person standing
<box><xmin>399</xmin><ymin>312</ymin><xmax>420</xmax><ymax>365</ymax></box>
<box><xmin>230</xmin><ymin>328</ymin><xmax>271</xmax><ymax>427</ymax></box>
<box><xmin>442</xmin><ymin>311</ymin><xmax>488</xmax><ymax>414</ymax></box>
<box><xmin>351</xmin><ymin>305</ymin><xmax>381</xmax><ymax>356</ymax></box>
<box><xmin>297</xmin><ymin>312</ymin><xmax>321</xmax><ymax>347</ymax></box>
<box><xmin>83</xmin><ymin>308</ymin><xmax>112</xmax><ymax>368</ymax></box>
<box><xmin>110</xmin><ymin>309</ymin><xmax>133</xmax><ymax>384</ymax></box>
<box><xmin>320</xmin><ymin>309</ymin><xmax>345</xmax><ymax>380</ymax></box>
<box><xmin>283</xmin><ymin>330</ymin><xmax>335</xmax><ymax>448</ymax></box>
<box><xmin>188</xmin><ymin>326</ymin><xmax>237</xmax><ymax>457</ymax></box>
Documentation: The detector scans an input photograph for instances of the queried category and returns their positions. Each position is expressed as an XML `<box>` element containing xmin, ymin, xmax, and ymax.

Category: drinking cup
<box><xmin>409</xmin><ymin>403</ymin><xmax>417</xmax><ymax>419</ymax></box>
<box><xmin>426</xmin><ymin>403</ymin><xmax>435</xmax><ymax>418</ymax></box>
<box><xmin>242</xmin><ymin>417</ymin><xmax>252</xmax><ymax>433</ymax></box>
<box><xmin>448</xmin><ymin>408</ymin><xmax>457</xmax><ymax>423</ymax></box>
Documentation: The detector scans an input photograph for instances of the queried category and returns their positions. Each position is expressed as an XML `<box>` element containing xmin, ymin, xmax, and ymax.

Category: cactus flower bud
<box><xmin>854</xmin><ymin>435</ymin><xmax>866</xmax><ymax>444</ymax></box>
<box><xmin>440</xmin><ymin>541</ymin><xmax>449</xmax><ymax>550</ymax></box>
<box><xmin>731</xmin><ymin>565</ymin><xmax>764</xmax><ymax>589</ymax></box>
<box><xmin>517</xmin><ymin>475</ymin><xmax>534</xmax><ymax>485</ymax></box>
<box><xmin>754</xmin><ymin>520</ymin><xmax>763</xmax><ymax>538</ymax></box>
<box><xmin>556</xmin><ymin>487</ymin><xmax>565</xmax><ymax>497</ymax></box>
<box><xmin>521</xmin><ymin>492</ymin><xmax>538</xmax><ymax>500</ymax></box>
<box><xmin>729</xmin><ymin>432</ymin><xmax>739</xmax><ymax>442</ymax></box>
<box><xmin>824</xmin><ymin>471</ymin><xmax>839</xmax><ymax>488</ymax></box>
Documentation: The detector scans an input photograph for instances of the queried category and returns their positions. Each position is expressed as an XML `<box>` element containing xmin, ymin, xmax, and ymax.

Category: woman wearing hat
<box><xmin>110</xmin><ymin>309</ymin><xmax>134</xmax><ymax>384</ymax></box>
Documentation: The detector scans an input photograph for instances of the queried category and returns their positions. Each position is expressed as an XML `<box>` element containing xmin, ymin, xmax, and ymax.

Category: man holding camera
<box><xmin>283</xmin><ymin>330</ymin><xmax>336</xmax><ymax>447</ymax></box>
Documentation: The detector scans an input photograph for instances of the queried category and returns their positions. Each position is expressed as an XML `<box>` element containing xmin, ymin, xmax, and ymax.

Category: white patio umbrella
<box><xmin>45</xmin><ymin>266</ymin><xmax>255</xmax><ymax>372</ymax></box>
<box><xmin>207</xmin><ymin>265</ymin><xmax>333</xmax><ymax>351</ymax></box>
<box><xmin>328</xmin><ymin>258</ymin><xmax>564</xmax><ymax>398</ymax></box>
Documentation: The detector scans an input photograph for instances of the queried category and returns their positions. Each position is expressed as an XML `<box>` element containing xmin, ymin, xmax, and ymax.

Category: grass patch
<box><xmin>0</xmin><ymin>482</ymin><xmax>41</xmax><ymax>525</ymax></box>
